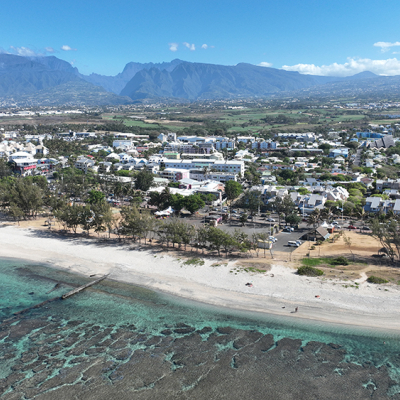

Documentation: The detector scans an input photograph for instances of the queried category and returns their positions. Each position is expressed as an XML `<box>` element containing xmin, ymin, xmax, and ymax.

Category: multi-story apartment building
<box><xmin>163</xmin><ymin>159</ymin><xmax>245</xmax><ymax>175</ymax></box>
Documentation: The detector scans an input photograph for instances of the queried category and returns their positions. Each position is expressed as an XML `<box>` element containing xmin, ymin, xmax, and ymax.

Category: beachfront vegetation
<box><xmin>0</xmin><ymin>176</ymin><xmax>46</xmax><ymax>220</ymax></box>
<box><xmin>297</xmin><ymin>266</ymin><xmax>324</xmax><ymax>277</ymax></box>
<box><xmin>183</xmin><ymin>258</ymin><xmax>205</xmax><ymax>266</ymax></box>
<box><xmin>301</xmin><ymin>257</ymin><xmax>349</xmax><ymax>267</ymax></box>
<box><xmin>369</xmin><ymin>219</ymin><xmax>400</xmax><ymax>262</ymax></box>
<box><xmin>367</xmin><ymin>276</ymin><xmax>388</xmax><ymax>284</ymax></box>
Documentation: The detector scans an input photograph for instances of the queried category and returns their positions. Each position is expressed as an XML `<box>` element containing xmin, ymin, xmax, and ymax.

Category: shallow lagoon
<box><xmin>1</xmin><ymin>258</ymin><xmax>400</xmax><ymax>399</ymax></box>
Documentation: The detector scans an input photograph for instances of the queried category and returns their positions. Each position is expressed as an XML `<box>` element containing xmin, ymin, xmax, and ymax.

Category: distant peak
<box><xmin>350</xmin><ymin>71</ymin><xmax>377</xmax><ymax>79</ymax></box>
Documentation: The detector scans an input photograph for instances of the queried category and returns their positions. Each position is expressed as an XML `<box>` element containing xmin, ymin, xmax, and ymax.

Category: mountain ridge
<box><xmin>0</xmin><ymin>53</ymin><xmax>398</xmax><ymax>105</ymax></box>
<box><xmin>120</xmin><ymin>61</ymin><xmax>339</xmax><ymax>100</ymax></box>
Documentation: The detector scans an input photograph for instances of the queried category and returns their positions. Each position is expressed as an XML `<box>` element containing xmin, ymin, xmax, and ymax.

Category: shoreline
<box><xmin>1</xmin><ymin>225</ymin><xmax>400</xmax><ymax>333</ymax></box>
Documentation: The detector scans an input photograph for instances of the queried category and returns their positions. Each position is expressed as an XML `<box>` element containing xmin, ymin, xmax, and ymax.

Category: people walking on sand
<box><xmin>295</xmin><ymin>307</ymin><xmax>298</xmax><ymax>313</ymax></box>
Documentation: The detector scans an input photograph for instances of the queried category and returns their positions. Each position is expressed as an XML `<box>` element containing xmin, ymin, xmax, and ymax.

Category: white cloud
<box><xmin>183</xmin><ymin>42</ymin><xmax>195</xmax><ymax>51</ymax></box>
<box><xmin>258</xmin><ymin>62</ymin><xmax>273</xmax><ymax>67</ymax></box>
<box><xmin>9</xmin><ymin>46</ymin><xmax>38</xmax><ymax>57</ymax></box>
<box><xmin>61</xmin><ymin>45</ymin><xmax>76</xmax><ymax>51</ymax></box>
<box><xmin>374</xmin><ymin>41</ymin><xmax>400</xmax><ymax>53</ymax></box>
<box><xmin>201</xmin><ymin>44</ymin><xmax>208</xmax><ymax>49</ymax></box>
<box><xmin>169</xmin><ymin>42</ymin><xmax>178</xmax><ymax>52</ymax></box>
<box><xmin>2</xmin><ymin>46</ymin><xmax>56</xmax><ymax>57</ymax></box>
<box><xmin>281</xmin><ymin>57</ymin><xmax>400</xmax><ymax>77</ymax></box>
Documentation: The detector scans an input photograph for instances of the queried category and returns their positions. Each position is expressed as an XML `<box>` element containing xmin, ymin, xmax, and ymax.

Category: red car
<box><xmin>347</xmin><ymin>225</ymin><xmax>357</xmax><ymax>229</ymax></box>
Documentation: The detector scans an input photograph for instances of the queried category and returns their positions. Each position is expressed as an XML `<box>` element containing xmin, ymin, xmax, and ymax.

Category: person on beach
<box><xmin>295</xmin><ymin>307</ymin><xmax>298</xmax><ymax>312</ymax></box>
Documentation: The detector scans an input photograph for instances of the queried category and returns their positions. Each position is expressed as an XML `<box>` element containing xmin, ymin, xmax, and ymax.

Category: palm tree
<box><xmin>160</xmin><ymin>187</ymin><xmax>172</xmax><ymax>209</ymax></box>
<box><xmin>307</xmin><ymin>209</ymin><xmax>321</xmax><ymax>230</ymax></box>
<box><xmin>320</xmin><ymin>207</ymin><xmax>333</xmax><ymax>223</ymax></box>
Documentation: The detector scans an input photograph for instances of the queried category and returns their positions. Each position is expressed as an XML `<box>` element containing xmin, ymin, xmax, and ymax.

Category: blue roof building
<box><xmin>329</xmin><ymin>148</ymin><xmax>349</xmax><ymax>158</ymax></box>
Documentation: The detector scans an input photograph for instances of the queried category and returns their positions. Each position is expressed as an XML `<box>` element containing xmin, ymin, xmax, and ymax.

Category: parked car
<box><xmin>347</xmin><ymin>225</ymin><xmax>357</xmax><ymax>230</ymax></box>
<box><xmin>269</xmin><ymin>236</ymin><xmax>277</xmax><ymax>243</ymax></box>
<box><xmin>283</xmin><ymin>226</ymin><xmax>294</xmax><ymax>232</ymax></box>
<box><xmin>266</xmin><ymin>218</ymin><xmax>275</xmax><ymax>222</ymax></box>
<box><xmin>361</xmin><ymin>226</ymin><xmax>371</xmax><ymax>231</ymax></box>
<box><xmin>333</xmin><ymin>225</ymin><xmax>341</xmax><ymax>229</ymax></box>
<box><xmin>288</xmin><ymin>241</ymin><xmax>300</xmax><ymax>247</ymax></box>
<box><xmin>260</xmin><ymin>213</ymin><xmax>267</xmax><ymax>218</ymax></box>
<box><xmin>332</xmin><ymin>221</ymin><xmax>339</xmax><ymax>225</ymax></box>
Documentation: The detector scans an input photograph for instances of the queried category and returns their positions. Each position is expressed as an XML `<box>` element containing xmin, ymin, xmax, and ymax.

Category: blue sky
<box><xmin>2</xmin><ymin>0</ymin><xmax>400</xmax><ymax>77</ymax></box>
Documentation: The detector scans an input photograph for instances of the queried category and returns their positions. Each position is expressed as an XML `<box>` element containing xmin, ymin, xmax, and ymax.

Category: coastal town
<box><xmin>1</xmin><ymin>101</ymin><xmax>400</xmax><ymax>259</ymax></box>
<box><xmin>4</xmin><ymin>1</ymin><xmax>400</xmax><ymax>397</ymax></box>
<box><xmin>2</xmin><ymin>101</ymin><xmax>400</xmax><ymax>399</ymax></box>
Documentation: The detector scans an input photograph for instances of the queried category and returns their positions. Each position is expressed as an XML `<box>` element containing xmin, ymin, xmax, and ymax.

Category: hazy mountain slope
<box><xmin>9</xmin><ymin>80</ymin><xmax>133</xmax><ymax>106</ymax></box>
<box><xmin>0</xmin><ymin>54</ymin><xmax>80</xmax><ymax>96</ymax></box>
<box><xmin>0</xmin><ymin>54</ymin><xmax>132</xmax><ymax>105</ymax></box>
<box><xmin>120</xmin><ymin>61</ymin><xmax>337</xmax><ymax>100</ymax></box>
<box><xmin>82</xmin><ymin>59</ymin><xmax>183</xmax><ymax>94</ymax></box>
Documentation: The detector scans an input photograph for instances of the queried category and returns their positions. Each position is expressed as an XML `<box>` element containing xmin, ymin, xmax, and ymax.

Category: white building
<box><xmin>190</xmin><ymin>170</ymin><xmax>237</xmax><ymax>183</ymax></box>
<box><xmin>163</xmin><ymin>159</ymin><xmax>245</xmax><ymax>175</ymax></box>
<box><xmin>75</xmin><ymin>156</ymin><xmax>96</xmax><ymax>173</ymax></box>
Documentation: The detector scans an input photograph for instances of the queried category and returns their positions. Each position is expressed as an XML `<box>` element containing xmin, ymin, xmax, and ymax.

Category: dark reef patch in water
<box><xmin>1</xmin><ymin>315</ymin><xmax>399</xmax><ymax>399</ymax></box>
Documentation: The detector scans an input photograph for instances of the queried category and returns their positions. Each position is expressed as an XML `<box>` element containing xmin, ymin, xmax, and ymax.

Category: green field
<box><xmin>123</xmin><ymin>119</ymin><xmax>154</xmax><ymax>127</ymax></box>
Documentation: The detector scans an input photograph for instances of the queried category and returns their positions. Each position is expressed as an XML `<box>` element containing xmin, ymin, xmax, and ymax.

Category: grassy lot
<box><xmin>301</xmin><ymin>257</ymin><xmax>351</xmax><ymax>267</ymax></box>
<box><xmin>370</xmin><ymin>119</ymin><xmax>400</xmax><ymax>124</ymax></box>
<box><xmin>228</xmin><ymin>125</ymin><xmax>264</xmax><ymax>132</ymax></box>
<box><xmin>123</xmin><ymin>119</ymin><xmax>154</xmax><ymax>127</ymax></box>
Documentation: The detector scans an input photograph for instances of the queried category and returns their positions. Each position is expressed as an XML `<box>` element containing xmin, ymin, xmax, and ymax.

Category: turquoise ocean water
<box><xmin>1</xmin><ymin>257</ymin><xmax>400</xmax><ymax>398</ymax></box>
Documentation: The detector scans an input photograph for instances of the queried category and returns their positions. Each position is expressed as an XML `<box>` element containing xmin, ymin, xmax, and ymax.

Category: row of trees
<box><xmin>0</xmin><ymin>176</ymin><xmax>48</xmax><ymax>220</ymax></box>
<box><xmin>52</xmin><ymin>202</ymin><xmax>273</xmax><ymax>258</ymax></box>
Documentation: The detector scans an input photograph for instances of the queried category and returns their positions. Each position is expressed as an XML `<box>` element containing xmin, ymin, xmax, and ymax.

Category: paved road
<box><xmin>353</xmin><ymin>148</ymin><xmax>362</xmax><ymax>167</ymax></box>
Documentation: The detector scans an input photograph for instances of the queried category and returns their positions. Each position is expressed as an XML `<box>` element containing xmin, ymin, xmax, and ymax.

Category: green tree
<box><xmin>135</xmin><ymin>170</ymin><xmax>154</xmax><ymax>191</ymax></box>
<box><xmin>91</xmin><ymin>201</ymin><xmax>113</xmax><ymax>236</ymax></box>
<box><xmin>275</xmin><ymin>194</ymin><xmax>296</xmax><ymax>225</ymax></box>
<box><xmin>285</xmin><ymin>213</ymin><xmax>301</xmax><ymax>226</ymax></box>
<box><xmin>7</xmin><ymin>179</ymin><xmax>44</xmax><ymax>219</ymax></box>
<box><xmin>298</xmin><ymin>187</ymin><xmax>311</xmax><ymax>195</ymax></box>
<box><xmin>370</xmin><ymin>218</ymin><xmax>400</xmax><ymax>262</ymax></box>
<box><xmin>121</xmin><ymin>206</ymin><xmax>142</xmax><ymax>242</ymax></box>
<box><xmin>0</xmin><ymin>159</ymin><xmax>12</xmax><ymax>178</ymax></box>
<box><xmin>207</xmin><ymin>227</ymin><xmax>229</xmax><ymax>256</ymax></box>
<box><xmin>225</xmin><ymin>180</ymin><xmax>243</xmax><ymax>202</ymax></box>
<box><xmin>307</xmin><ymin>209</ymin><xmax>321</xmax><ymax>230</ymax></box>
<box><xmin>87</xmin><ymin>190</ymin><xmax>106</xmax><ymax>204</ymax></box>
<box><xmin>181</xmin><ymin>194</ymin><xmax>205</xmax><ymax>214</ymax></box>
<box><xmin>240</xmin><ymin>190</ymin><xmax>263</xmax><ymax>216</ymax></box>
<box><xmin>239</xmin><ymin>213</ymin><xmax>248</xmax><ymax>226</ymax></box>
<box><xmin>54</xmin><ymin>204</ymin><xmax>83</xmax><ymax>233</ymax></box>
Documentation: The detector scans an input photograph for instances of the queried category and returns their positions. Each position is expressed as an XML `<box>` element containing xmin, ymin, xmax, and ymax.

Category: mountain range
<box><xmin>0</xmin><ymin>53</ymin><xmax>398</xmax><ymax>106</ymax></box>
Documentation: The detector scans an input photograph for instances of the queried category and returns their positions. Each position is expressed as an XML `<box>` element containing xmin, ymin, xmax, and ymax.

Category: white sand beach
<box><xmin>1</xmin><ymin>225</ymin><xmax>400</xmax><ymax>332</ymax></box>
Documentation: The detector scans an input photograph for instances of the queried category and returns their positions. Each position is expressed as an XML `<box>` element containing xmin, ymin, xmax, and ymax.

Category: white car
<box><xmin>269</xmin><ymin>236</ymin><xmax>277</xmax><ymax>243</ymax></box>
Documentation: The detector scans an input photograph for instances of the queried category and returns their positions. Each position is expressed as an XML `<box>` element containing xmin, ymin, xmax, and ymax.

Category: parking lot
<box><xmin>273</xmin><ymin>223</ymin><xmax>308</xmax><ymax>252</ymax></box>
<box><xmin>182</xmin><ymin>209</ymin><xmax>311</xmax><ymax>253</ymax></box>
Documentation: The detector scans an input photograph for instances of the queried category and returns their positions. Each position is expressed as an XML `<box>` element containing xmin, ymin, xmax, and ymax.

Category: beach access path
<box><xmin>0</xmin><ymin>225</ymin><xmax>399</xmax><ymax>332</ymax></box>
